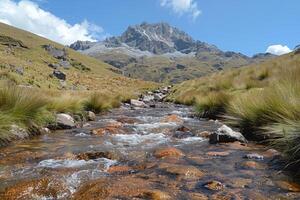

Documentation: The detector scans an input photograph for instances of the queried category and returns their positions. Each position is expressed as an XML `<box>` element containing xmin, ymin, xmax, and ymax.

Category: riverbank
<box><xmin>167</xmin><ymin>53</ymin><xmax>300</xmax><ymax>174</ymax></box>
<box><xmin>0</xmin><ymin>82</ymin><xmax>157</xmax><ymax>146</ymax></box>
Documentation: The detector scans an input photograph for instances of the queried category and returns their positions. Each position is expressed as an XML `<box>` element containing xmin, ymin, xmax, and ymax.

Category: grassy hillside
<box><xmin>0</xmin><ymin>23</ymin><xmax>157</xmax><ymax>144</ymax></box>
<box><xmin>0</xmin><ymin>22</ymin><xmax>156</xmax><ymax>92</ymax></box>
<box><xmin>168</xmin><ymin>51</ymin><xmax>300</xmax><ymax>172</ymax></box>
<box><xmin>91</xmin><ymin>51</ymin><xmax>260</xmax><ymax>84</ymax></box>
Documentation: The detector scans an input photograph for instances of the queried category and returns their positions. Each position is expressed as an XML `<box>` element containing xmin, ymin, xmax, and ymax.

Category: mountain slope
<box><xmin>71</xmin><ymin>22</ymin><xmax>275</xmax><ymax>83</ymax></box>
<box><xmin>0</xmin><ymin>22</ymin><xmax>156</xmax><ymax>93</ymax></box>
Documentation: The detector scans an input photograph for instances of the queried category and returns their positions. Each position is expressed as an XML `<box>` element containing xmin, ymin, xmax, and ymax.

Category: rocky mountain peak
<box><xmin>104</xmin><ymin>22</ymin><xmax>197</xmax><ymax>54</ymax></box>
<box><xmin>69</xmin><ymin>40</ymin><xmax>96</xmax><ymax>51</ymax></box>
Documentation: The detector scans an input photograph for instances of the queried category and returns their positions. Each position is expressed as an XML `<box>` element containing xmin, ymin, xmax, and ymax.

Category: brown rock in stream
<box><xmin>76</xmin><ymin>151</ymin><xmax>119</xmax><ymax>160</ymax></box>
<box><xmin>160</xmin><ymin>114</ymin><xmax>183</xmax><ymax>124</ymax></box>
<box><xmin>91</xmin><ymin>121</ymin><xmax>123</xmax><ymax>135</ymax></box>
<box><xmin>275</xmin><ymin>181</ymin><xmax>300</xmax><ymax>192</ymax></box>
<box><xmin>140</xmin><ymin>190</ymin><xmax>172</xmax><ymax>200</ymax></box>
<box><xmin>206</xmin><ymin>151</ymin><xmax>230</xmax><ymax>157</ymax></box>
<box><xmin>154</xmin><ymin>147</ymin><xmax>184</xmax><ymax>158</ymax></box>
<box><xmin>1</xmin><ymin>177</ymin><xmax>70</xmax><ymax>200</ymax></box>
<box><xmin>240</xmin><ymin>161</ymin><xmax>265</xmax><ymax>170</ymax></box>
<box><xmin>204</xmin><ymin>180</ymin><xmax>225</xmax><ymax>191</ymax></box>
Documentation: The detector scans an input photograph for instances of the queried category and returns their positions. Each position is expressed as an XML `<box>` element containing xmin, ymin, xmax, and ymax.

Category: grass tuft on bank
<box><xmin>168</xmin><ymin>52</ymin><xmax>300</xmax><ymax>171</ymax></box>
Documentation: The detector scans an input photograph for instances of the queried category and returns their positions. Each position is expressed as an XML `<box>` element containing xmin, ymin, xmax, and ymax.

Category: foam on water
<box><xmin>112</xmin><ymin>133</ymin><xmax>169</xmax><ymax>147</ymax></box>
<box><xmin>38</xmin><ymin>158</ymin><xmax>117</xmax><ymax>169</ymax></box>
<box><xmin>75</xmin><ymin>132</ymin><xmax>89</xmax><ymax>137</ymax></box>
<box><xmin>178</xmin><ymin>136</ymin><xmax>205</xmax><ymax>143</ymax></box>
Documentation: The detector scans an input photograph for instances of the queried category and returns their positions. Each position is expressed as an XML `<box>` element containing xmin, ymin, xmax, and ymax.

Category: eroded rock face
<box><xmin>209</xmin><ymin>125</ymin><xmax>247</xmax><ymax>144</ymax></box>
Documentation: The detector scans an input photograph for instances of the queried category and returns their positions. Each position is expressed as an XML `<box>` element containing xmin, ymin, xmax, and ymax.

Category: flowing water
<box><xmin>0</xmin><ymin>102</ymin><xmax>300</xmax><ymax>199</ymax></box>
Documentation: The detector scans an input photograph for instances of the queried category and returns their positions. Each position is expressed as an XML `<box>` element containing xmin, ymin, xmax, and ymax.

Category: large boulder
<box><xmin>56</xmin><ymin>113</ymin><xmax>76</xmax><ymax>129</ymax></box>
<box><xmin>209</xmin><ymin>125</ymin><xmax>247</xmax><ymax>144</ymax></box>
<box><xmin>130</xmin><ymin>99</ymin><xmax>147</xmax><ymax>108</ymax></box>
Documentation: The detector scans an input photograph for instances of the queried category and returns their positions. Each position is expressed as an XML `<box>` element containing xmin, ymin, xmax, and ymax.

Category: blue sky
<box><xmin>0</xmin><ymin>0</ymin><xmax>299</xmax><ymax>56</ymax></box>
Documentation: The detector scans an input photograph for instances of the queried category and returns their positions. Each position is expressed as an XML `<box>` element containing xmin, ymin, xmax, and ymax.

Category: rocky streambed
<box><xmin>0</xmin><ymin>91</ymin><xmax>300</xmax><ymax>199</ymax></box>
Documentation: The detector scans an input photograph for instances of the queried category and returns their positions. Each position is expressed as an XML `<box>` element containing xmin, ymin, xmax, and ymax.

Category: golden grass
<box><xmin>169</xmin><ymin>52</ymin><xmax>300</xmax><ymax>171</ymax></box>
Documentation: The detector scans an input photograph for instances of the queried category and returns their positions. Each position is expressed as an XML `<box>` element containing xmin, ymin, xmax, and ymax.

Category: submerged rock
<box><xmin>209</xmin><ymin>125</ymin><xmax>247</xmax><ymax>144</ymax></box>
<box><xmin>206</xmin><ymin>151</ymin><xmax>230</xmax><ymax>157</ymax></box>
<box><xmin>76</xmin><ymin>151</ymin><xmax>119</xmax><ymax>161</ymax></box>
<box><xmin>203</xmin><ymin>180</ymin><xmax>225</xmax><ymax>191</ymax></box>
<box><xmin>160</xmin><ymin>114</ymin><xmax>183</xmax><ymax>124</ymax></box>
<box><xmin>56</xmin><ymin>113</ymin><xmax>76</xmax><ymax>129</ymax></box>
<box><xmin>154</xmin><ymin>147</ymin><xmax>184</xmax><ymax>158</ymax></box>
<box><xmin>140</xmin><ymin>190</ymin><xmax>172</xmax><ymax>200</ymax></box>
<box><xmin>163</xmin><ymin>164</ymin><xmax>204</xmax><ymax>179</ymax></box>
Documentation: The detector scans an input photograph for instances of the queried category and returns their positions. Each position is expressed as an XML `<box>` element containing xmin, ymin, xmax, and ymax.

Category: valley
<box><xmin>0</xmin><ymin>4</ymin><xmax>299</xmax><ymax>199</ymax></box>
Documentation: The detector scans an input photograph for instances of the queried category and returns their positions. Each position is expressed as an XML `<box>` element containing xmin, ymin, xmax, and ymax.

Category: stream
<box><xmin>0</xmin><ymin>102</ymin><xmax>300</xmax><ymax>199</ymax></box>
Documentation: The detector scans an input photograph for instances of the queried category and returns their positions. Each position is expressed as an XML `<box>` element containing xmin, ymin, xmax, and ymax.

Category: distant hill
<box><xmin>0</xmin><ymin>22</ymin><xmax>155</xmax><ymax>93</ymax></box>
<box><xmin>70</xmin><ymin>22</ymin><xmax>276</xmax><ymax>83</ymax></box>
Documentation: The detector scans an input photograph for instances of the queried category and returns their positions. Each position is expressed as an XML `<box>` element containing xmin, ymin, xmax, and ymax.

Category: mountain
<box><xmin>0</xmin><ymin>22</ymin><xmax>155</xmax><ymax>92</ymax></box>
<box><xmin>70</xmin><ymin>22</ymin><xmax>276</xmax><ymax>83</ymax></box>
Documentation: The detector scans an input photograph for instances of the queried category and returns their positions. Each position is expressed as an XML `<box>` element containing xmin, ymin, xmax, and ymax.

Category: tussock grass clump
<box><xmin>84</xmin><ymin>92</ymin><xmax>121</xmax><ymax>113</ymax></box>
<box><xmin>268</xmin><ymin>120</ymin><xmax>300</xmax><ymax>168</ymax></box>
<box><xmin>0</xmin><ymin>84</ymin><xmax>49</xmax><ymax>142</ymax></box>
<box><xmin>47</xmin><ymin>94</ymin><xmax>84</xmax><ymax>114</ymax></box>
<box><xmin>195</xmin><ymin>91</ymin><xmax>231</xmax><ymax>118</ymax></box>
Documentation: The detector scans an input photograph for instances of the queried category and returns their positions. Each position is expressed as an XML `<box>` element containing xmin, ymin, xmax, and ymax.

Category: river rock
<box><xmin>159</xmin><ymin>163</ymin><xmax>204</xmax><ymax>179</ymax></box>
<box><xmin>154</xmin><ymin>147</ymin><xmax>184</xmax><ymax>158</ymax></box>
<box><xmin>142</xmin><ymin>95</ymin><xmax>155</xmax><ymax>102</ymax></box>
<box><xmin>140</xmin><ymin>190</ymin><xmax>172</xmax><ymax>200</ymax></box>
<box><xmin>9</xmin><ymin>125</ymin><xmax>29</xmax><ymax>139</ymax></box>
<box><xmin>91</xmin><ymin>121</ymin><xmax>123</xmax><ymax>135</ymax></box>
<box><xmin>160</xmin><ymin>114</ymin><xmax>183</xmax><ymax>124</ymax></box>
<box><xmin>195</xmin><ymin>131</ymin><xmax>211</xmax><ymax>138</ymax></box>
<box><xmin>275</xmin><ymin>181</ymin><xmax>300</xmax><ymax>192</ymax></box>
<box><xmin>56</xmin><ymin>113</ymin><xmax>76</xmax><ymax>129</ymax></box>
<box><xmin>86</xmin><ymin>111</ymin><xmax>96</xmax><ymax>121</ymax></box>
<box><xmin>206</xmin><ymin>151</ymin><xmax>230</xmax><ymax>157</ymax></box>
<box><xmin>177</xmin><ymin>126</ymin><xmax>190</xmax><ymax>132</ymax></box>
<box><xmin>76</xmin><ymin>151</ymin><xmax>119</xmax><ymax>161</ymax></box>
<box><xmin>203</xmin><ymin>180</ymin><xmax>225</xmax><ymax>191</ymax></box>
<box><xmin>209</xmin><ymin>125</ymin><xmax>247</xmax><ymax>144</ymax></box>
<box><xmin>241</xmin><ymin>161</ymin><xmax>265</xmax><ymax>170</ymax></box>
<box><xmin>189</xmin><ymin>193</ymin><xmax>208</xmax><ymax>200</ymax></box>
<box><xmin>130</xmin><ymin>99</ymin><xmax>147</xmax><ymax>108</ymax></box>
<box><xmin>1</xmin><ymin>177</ymin><xmax>70</xmax><ymax>200</ymax></box>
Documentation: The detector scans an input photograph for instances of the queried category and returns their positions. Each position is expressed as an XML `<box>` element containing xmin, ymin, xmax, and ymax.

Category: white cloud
<box><xmin>0</xmin><ymin>0</ymin><xmax>104</xmax><ymax>45</ymax></box>
<box><xmin>160</xmin><ymin>0</ymin><xmax>201</xmax><ymax>20</ymax></box>
<box><xmin>266</xmin><ymin>44</ymin><xmax>292</xmax><ymax>55</ymax></box>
